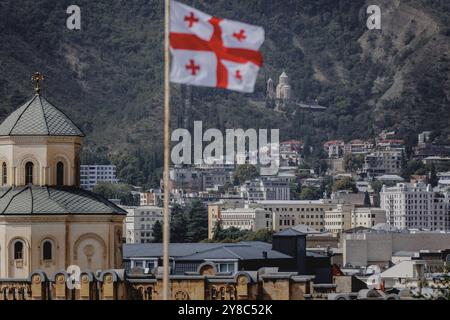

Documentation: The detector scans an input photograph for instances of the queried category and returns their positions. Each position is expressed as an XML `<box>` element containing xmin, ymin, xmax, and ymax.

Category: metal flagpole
<box><xmin>163</xmin><ymin>0</ymin><xmax>171</xmax><ymax>300</ymax></box>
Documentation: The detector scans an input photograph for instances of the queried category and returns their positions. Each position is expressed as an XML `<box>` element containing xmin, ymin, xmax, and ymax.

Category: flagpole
<box><xmin>163</xmin><ymin>0</ymin><xmax>171</xmax><ymax>300</ymax></box>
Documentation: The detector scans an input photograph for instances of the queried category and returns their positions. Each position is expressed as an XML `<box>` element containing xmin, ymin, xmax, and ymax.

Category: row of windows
<box><xmin>1</xmin><ymin>161</ymin><xmax>64</xmax><ymax>186</ymax></box>
<box><xmin>13</xmin><ymin>240</ymin><xmax>53</xmax><ymax>260</ymax></box>
<box><xmin>267</xmin><ymin>207</ymin><xmax>324</xmax><ymax>212</ymax></box>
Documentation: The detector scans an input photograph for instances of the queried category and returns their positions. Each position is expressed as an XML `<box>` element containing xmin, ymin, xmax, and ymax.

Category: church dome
<box><xmin>0</xmin><ymin>185</ymin><xmax>126</xmax><ymax>215</ymax></box>
<box><xmin>0</xmin><ymin>94</ymin><xmax>84</xmax><ymax>137</ymax></box>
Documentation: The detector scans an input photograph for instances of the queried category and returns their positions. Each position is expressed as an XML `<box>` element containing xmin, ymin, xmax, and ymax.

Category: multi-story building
<box><xmin>324</xmin><ymin>203</ymin><xmax>354</xmax><ymax>234</ymax></box>
<box><xmin>380</xmin><ymin>183</ymin><xmax>450</xmax><ymax>231</ymax></box>
<box><xmin>140</xmin><ymin>189</ymin><xmax>163</xmax><ymax>206</ymax></box>
<box><xmin>351</xmin><ymin>207</ymin><xmax>386</xmax><ymax>229</ymax></box>
<box><xmin>125</xmin><ymin>206</ymin><xmax>164</xmax><ymax>243</ymax></box>
<box><xmin>219</xmin><ymin>207</ymin><xmax>272</xmax><ymax>232</ymax></box>
<box><xmin>240</xmin><ymin>177</ymin><xmax>290</xmax><ymax>201</ymax></box>
<box><xmin>323</xmin><ymin>140</ymin><xmax>345</xmax><ymax>159</ymax></box>
<box><xmin>208</xmin><ymin>199</ymin><xmax>340</xmax><ymax>237</ymax></box>
<box><xmin>169</xmin><ymin>167</ymin><xmax>203</xmax><ymax>192</ymax></box>
<box><xmin>256</xmin><ymin>200</ymin><xmax>339</xmax><ymax>232</ymax></box>
<box><xmin>344</xmin><ymin>139</ymin><xmax>374</xmax><ymax>155</ymax></box>
<box><xmin>201</xmin><ymin>169</ymin><xmax>232</xmax><ymax>191</ymax></box>
<box><xmin>324</xmin><ymin>205</ymin><xmax>386</xmax><ymax>234</ymax></box>
<box><xmin>363</xmin><ymin>149</ymin><xmax>403</xmax><ymax>177</ymax></box>
<box><xmin>207</xmin><ymin>198</ymin><xmax>246</xmax><ymax>238</ymax></box>
<box><xmin>80</xmin><ymin>164</ymin><xmax>119</xmax><ymax>191</ymax></box>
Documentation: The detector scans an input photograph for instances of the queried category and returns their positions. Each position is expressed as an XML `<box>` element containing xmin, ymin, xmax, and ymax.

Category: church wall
<box><xmin>12</xmin><ymin>143</ymin><xmax>48</xmax><ymax>186</ymax></box>
<box><xmin>0</xmin><ymin>143</ymin><xmax>14</xmax><ymax>186</ymax></box>
<box><xmin>30</xmin><ymin>221</ymin><xmax>67</xmax><ymax>276</ymax></box>
<box><xmin>47</xmin><ymin>141</ymin><xmax>81</xmax><ymax>186</ymax></box>
<box><xmin>0</xmin><ymin>215</ymin><xmax>123</xmax><ymax>279</ymax></box>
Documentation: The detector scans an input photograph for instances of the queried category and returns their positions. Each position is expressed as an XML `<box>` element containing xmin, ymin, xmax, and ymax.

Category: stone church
<box><xmin>266</xmin><ymin>71</ymin><xmax>292</xmax><ymax>109</ymax></box>
<box><xmin>0</xmin><ymin>74</ymin><xmax>126</xmax><ymax>279</ymax></box>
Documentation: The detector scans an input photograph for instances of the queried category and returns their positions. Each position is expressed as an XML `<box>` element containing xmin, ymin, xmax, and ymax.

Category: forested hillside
<box><xmin>0</xmin><ymin>0</ymin><xmax>449</xmax><ymax>187</ymax></box>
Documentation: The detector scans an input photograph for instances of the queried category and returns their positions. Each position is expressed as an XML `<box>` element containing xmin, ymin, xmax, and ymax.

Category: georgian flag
<box><xmin>170</xmin><ymin>0</ymin><xmax>264</xmax><ymax>93</ymax></box>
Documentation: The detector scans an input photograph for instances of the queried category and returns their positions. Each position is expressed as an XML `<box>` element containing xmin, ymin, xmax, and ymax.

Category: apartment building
<box><xmin>380</xmin><ymin>183</ymin><xmax>450</xmax><ymax>231</ymax></box>
<box><xmin>125</xmin><ymin>206</ymin><xmax>164</xmax><ymax>243</ymax></box>
<box><xmin>351</xmin><ymin>207</ymin><xmax>386</xmax><ymax>229</ymax></box>
<box><xmin>80</xmin><ymin>165</ymin><xmax>119</xmax><ymax>191</ymax></box>
<box><xmin>363</xmin><ymin>149</ymin><xmax>403</xmax><ymax>177</ymax></box>
<box><xmin>240</xmin><ymin>177</ymin><xmax>291</xmax><ymax>201</ymax></box>
<box><xmin>324</xmin><ymin>203</ymin><xmax>354</xmax><ymax>234</ymax></box>
<box><xmin>140</xmin><ymin>189</ymin><xmax>163</xmax><ymax>206</ymax></box>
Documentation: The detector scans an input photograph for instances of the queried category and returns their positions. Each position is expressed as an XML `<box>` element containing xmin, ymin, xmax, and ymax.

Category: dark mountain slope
<box><xmin>0</xmin><ymin>0</ymin><xmax>449</xmax><ymax>186</ymax></box>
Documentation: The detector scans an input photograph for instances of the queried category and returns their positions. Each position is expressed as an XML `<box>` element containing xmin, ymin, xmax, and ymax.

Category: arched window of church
<box><xmin>25</xmin><ymin>162</ymin><xmax>33</xmax><ymax>185</ymax></box>
<box><xmin>2</xmin><ymin>162</ymin><xmax>6</xmax><ymax>185</ymax></box>
<box><xmin>43</xmin><ymin>241</ymin><xmax>52</xmax><ymax>260</ymax></box>
<box><xmin>14</xmin><ymin>241</ymin><xmax>23</xmax><ymax>260</ymax></box>
<box><xmin>56</xmin><ymin>162</ymin><xmax>64</xmax><ymax>186</ymax></box>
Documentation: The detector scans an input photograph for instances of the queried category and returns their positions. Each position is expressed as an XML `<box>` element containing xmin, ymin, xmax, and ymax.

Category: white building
<box><xmin>256</xmin><ymin>199</ymin><xmax>339</xmax><ymax>232</ymax></box>
<box><xmin>240</xmin><ymin>177</ymin><xmax>290</xmax><ymax>201</ymax></box>
<box><xmin>324</xmin><ymin>203</ymin><xmax>354</xmax><ymax>234</ymax></box>
<box><xmin>380</xmin><ymin>183</ymin><xmax>450</xmax><ymax>231</ymax></box>
<box><xmin>219</xmin><ymin>207</ymin><xmax>272</xmax><ymax>232</ymax></box>
<box><xmin>325</xmin><ymin>205</ymin><xmax>387</xmax><ymax>234</ymax></box>
<box><xmin>343</xmin><ymin>230</ymin><xmax>450</xmax><ymax>267</ymax></box>
<box><xmin>276</xmin><ymin>72</ymin><xmax>291</xmax><ymax>101</ymax></box>
<box><xmin>80</xmin><ymin>164</ymin><xmax>119</xmax><ymax>191</ymax></box>
<box><xmin>351</xmin><ymin>208</ymin><xmax>386</xmax><ymax>229</ymax></box>
<box><xmin>125</xmin><ymin>206</ymin><xmax>164</xmax><ymax>243</ymax></box>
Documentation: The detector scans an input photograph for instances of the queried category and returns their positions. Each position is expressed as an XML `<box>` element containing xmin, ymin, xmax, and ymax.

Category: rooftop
<box><xmin>0</xmin><ymin>94</ymin><xmax>84</xmax><ymax>137</ymax></box>
<box><xmin>0</xmin><ymin>186</ymin><xmax>126</xmax><ymax>215</ymax></box>
<box><xmin>123</xmin><ymin>242</ymin><xmax>292</xmax><ymax>261</ymax></box>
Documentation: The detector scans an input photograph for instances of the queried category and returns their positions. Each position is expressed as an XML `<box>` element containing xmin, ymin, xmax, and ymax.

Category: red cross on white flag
<box><xmin>170</xmin><ymin>0</ymin><xmax>264</xmax><ymax>93</ymax></box>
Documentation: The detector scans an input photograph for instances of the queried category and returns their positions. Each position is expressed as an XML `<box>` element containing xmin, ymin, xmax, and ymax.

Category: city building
<box><xmin>125</xmin><ymin>206</ymin><xmax>164</xmax><ymax>243</ymax></box>
<box><xmin>324</xmin><ymin>140</ymin><xmax>345</xmax><ymax>159</ymax></box>
<box><xmin>324</xmin><ymin>204</ymin><xmax>354</xmax><ymax>234</ymax></box>
<box><xmin>80</xmin><ymin>164</ymin><xmax>119</xmax><ymax>191</ymax></box>
<box><xmin>139</xmin><ymin>189</ymin><xmax>163</xmax><ymax>206</ymax></box>
<box><xmin>219</xmin><ymin>207</ymin><xmax>272</xmax><ymax>232</ymax></box>
<box><xmin>380</xmin><ymin>182</ymin><xmax>450</xmax><ymax>231</ymax></box>
<box><xmin>257</xmin><ymin>199</ymin><xmax>339</xmax><ymax>232</ymax></box>
<box><xmin>207</xmin><ymin>198</ymin><xmax>246</xmax><ymax>239</ymax></box>
<box><xmin>351</xmin><ymin>208</ymin><xmax>386</xmax><ymax>229</ymax></box>
<box><xmin>344</xmin><ymin>139</ymin><xmax>374</xmax><ymax>155</ymax></box>
<box><xmin>325</xmin><ymin>205</ymin><xmax>386</xmax><ymax>234</ymax></box>
<box><xmin>0</xmin><ymin>86</ymin><xmax>125</xmax><ymax>279</ymax></box>
<box><xmin>201</xmin><ymin>168</ymin><xmax>232</xmax><ymax>191</ymax></box>
<box><xmin>169</xmin><ymin>167</ymin><xmax>203</xmax><ymax>192</ymax></box>
<box><xmin>240</xmin><ymin>177</ymin><xmax>290</xmax><ymax>201</ymax></box>
<box><xmin>363</xmin><ymin>149</ymin><xmax>403</xmax><ymax>177</ymax></box>
<box><xmin>342</xmin><ymin>229</ymin><xmax>450</xmax><ymax>268</ymax></box>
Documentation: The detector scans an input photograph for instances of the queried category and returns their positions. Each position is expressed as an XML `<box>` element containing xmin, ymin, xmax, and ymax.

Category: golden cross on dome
<box><xmin>31</xmin><ymin>72</ymin><xmax>44</xmax><ymax>94</ymax></box>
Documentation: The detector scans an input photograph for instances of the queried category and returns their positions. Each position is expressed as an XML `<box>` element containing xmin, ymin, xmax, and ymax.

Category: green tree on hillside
<box><xmin>233</xmin><ymin>164</ymin><xmax>259</xmax><ymax>185</ymax></box>
<box><xmin>332</xmin><ymin>177</ymin><xmax>357</xmax><ymax>193</ymax></box>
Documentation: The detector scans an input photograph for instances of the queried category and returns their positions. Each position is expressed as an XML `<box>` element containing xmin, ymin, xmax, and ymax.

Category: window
<box><xmin>56</xmin><ymin>162</ymin><xmax>64</xmax><ymax>186</ymax></box>
<box><xmin>2</xmin><ymin>162</ymin><xmax>6</xmax><ymax>185</ymax></box>
<box><xmin>25</xmin><ymin>162</ymin><xmax>34</xmax><ymax>185</ymax></box>
<box><xmin>14</xmin><ymin>241</ymin><xmax>23</xmax><ymax>260</ymax></box>
<box><xmin>217</xmin><ymin>263</ymin><xmax>235</xmax><ymax>273</ymax></box>
<box><xmin>43</xmin><ymin>241</ymin><xmax>52</xmax><ymax>260</ymax></box>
